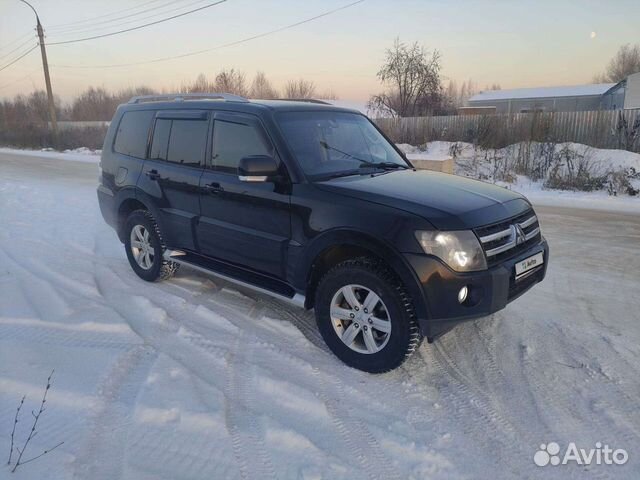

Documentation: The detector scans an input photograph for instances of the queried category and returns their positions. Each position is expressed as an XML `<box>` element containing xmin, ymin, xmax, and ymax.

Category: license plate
<box><xmin>515</xmin><ymin>252</ymin><xmax>544</xmax><ymax>278</ymax></box>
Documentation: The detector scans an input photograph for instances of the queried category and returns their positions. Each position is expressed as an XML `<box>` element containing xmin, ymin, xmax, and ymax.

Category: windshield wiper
<box><xmin>319</xmin><ymin>141</ymin><xmax>369</xmax><ymax>163</ymax></box>
<box><xmin>319</xmin><ymin>141</ymin><xmax>408</xmax><ymax>171</ymax></box>
<box><xmin>358</xmin><ymin>161</ymin><xmax>408</xmax><ymax>170</ymax></box>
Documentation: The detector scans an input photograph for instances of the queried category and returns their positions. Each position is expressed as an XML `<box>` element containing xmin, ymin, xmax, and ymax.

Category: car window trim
<box><xmin>155</xmin><ymin>110</ymin><xmax>209</xmax><ymax>121</ymax></box>
<box><xmin>208</xmin><ymin>111</ymin><xmax>279</xmax><ymax>174</ymax></box>
<box><xmin>147</xmin><ymin>113</ymin><xmax>210</xmax><ymax>168</ymax></box>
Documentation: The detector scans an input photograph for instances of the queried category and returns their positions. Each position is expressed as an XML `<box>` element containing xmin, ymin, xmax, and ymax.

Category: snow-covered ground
<box><xmin>1</xmin><ymin>150</ymin><xmax>639</xmax><ymax>479</ymax></box>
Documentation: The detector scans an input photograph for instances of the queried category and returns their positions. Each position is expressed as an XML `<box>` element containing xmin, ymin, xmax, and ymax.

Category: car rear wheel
<box><xmin>315</xmin><ymin>257</ymin><xmax>422</xmax><ymax>373</ymax></box>
<box><xmin>124</xmin><ymin>210</ymin><xmax>179</xmax><ymax>282</ymax></box>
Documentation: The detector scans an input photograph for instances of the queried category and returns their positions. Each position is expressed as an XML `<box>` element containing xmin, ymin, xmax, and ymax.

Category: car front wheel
<box><xmin>314</xmin><ymin>257</ymin><xmax>422</xmax><ymax>373</ymax></box>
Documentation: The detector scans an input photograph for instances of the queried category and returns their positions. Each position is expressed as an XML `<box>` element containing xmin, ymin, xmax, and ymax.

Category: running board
<box><xmin>163</xmin><ymin>249</ymin><xmax>306</xmax><ymax>309</ymax></box>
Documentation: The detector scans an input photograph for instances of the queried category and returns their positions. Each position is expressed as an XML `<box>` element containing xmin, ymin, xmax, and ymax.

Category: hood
<box><xmin>315</xmin><ymin>169</ymin><xmax>531</xmax><ymax>230</ymax></box>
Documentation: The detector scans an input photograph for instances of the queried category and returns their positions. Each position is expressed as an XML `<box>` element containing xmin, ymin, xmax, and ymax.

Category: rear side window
<box><xmin>167</xmin><ymin>120</ymin><xmax>208</xmax><ymax>167</ymax></box>
<box><xmin>149</xmin><ymin>118</ymin><xmax>208</xmax><ymax>167</ymax></box>
<box><xmin>113</xmin><ymin>110</ymin><xmax>154</xmax><ymax>158</ymax></box>
<box><xmin>212</xmin><ymin>120</ymin><xmax>272</xmax><ymax>174</ymax></box>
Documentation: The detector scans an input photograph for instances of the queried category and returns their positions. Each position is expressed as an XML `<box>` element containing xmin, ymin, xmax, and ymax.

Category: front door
<box><xmin>197</xmin><ymin>112</ymin><xmax>290</xmax><ymax>278</ymax></box>
<box><xmin>139</xmin><ymin>110</ymin><xmax>209</xmax><ymax>250</ymax></box>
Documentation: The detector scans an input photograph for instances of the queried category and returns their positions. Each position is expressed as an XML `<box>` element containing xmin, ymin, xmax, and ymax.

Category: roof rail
<box><xmin>275</xmin><ymin>98</ymin><xmax>332</xmax><ymax>105</ymax></box>
<box><xmin>128</xmin><ymin>93</ymin><xmax>249</xmax><ymax>104</ymax></box>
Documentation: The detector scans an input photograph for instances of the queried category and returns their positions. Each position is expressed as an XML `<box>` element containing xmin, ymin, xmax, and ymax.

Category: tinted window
<box><xmin>166</xmin><ymin>119</ymin><xmax>208</xmax><ymax>167</ymax></box>
<box><xmin>212</xmin><ymin>120</ymin><xmax>272</xmax><ymax>173</ymax></box>
<box><xmin>149</xmin><ymin>119</ymin><xmax>171</xmax><ymax>161</ymax></box>
<box><xmin>113</xmin><ymin>110</ymin><xmax>154</xmax><ymax>158</ymax></box>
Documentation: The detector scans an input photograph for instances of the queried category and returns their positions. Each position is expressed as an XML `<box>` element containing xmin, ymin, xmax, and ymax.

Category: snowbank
<box><xmin>398</xmin><ymin>141</ymin><xmax>640</xmax><ymax>212</ymax></box>
<box><xmin>0</xmin><ymin>147</ymin><xmax>101</xmax><ymax>164</ymax></box>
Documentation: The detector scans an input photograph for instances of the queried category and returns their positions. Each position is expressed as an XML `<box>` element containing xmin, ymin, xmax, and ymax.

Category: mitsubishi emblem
<box><xmin>515</xmin><ymin>224</ymin><xmax>526</xmax><ymax>245</ymax></box>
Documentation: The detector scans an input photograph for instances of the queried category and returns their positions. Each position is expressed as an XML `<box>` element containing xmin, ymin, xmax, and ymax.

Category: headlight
<box><xmin>415</xmin><ymin>230</ymin><xmax>487</xmax><ymax>272</ymax></box>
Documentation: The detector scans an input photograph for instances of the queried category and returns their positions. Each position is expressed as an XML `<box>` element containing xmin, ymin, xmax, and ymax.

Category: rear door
<box><xmin>197</xmin><ymin>112</ymin><xmax>291</xmax><ymax>278</ymax></box>
<box><xmin>138</xmin><ymin>110</ymin><xmax>209</xmax><ymax>251</ymax></box>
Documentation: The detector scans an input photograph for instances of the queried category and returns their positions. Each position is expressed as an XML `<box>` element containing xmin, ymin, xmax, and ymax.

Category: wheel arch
<box><xmin>115</xmin><ymin>191</ymin><xmax>164</xmax><ymax>244</ymax></box>
<box><xmin>300</xmin><ymin>230</ymin><xmax>428</xmax><ymax>321</ymax></box>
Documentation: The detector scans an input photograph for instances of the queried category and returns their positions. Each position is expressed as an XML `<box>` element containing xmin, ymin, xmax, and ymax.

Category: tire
<box><xmin>123</xmin><ymin>210</ymin><xmax>180</xmax><ymax>282</ymax></box>
<box><xmin>314</xmin><ymin>257</ymin><xmax>422</xmax><ymax>373</ymax></box>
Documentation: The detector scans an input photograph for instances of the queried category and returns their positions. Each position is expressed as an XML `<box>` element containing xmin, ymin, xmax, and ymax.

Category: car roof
<box><xmin>121</xmin><ymin>97</ymin><xmax>362</xmax><ymax>115</ymax></box>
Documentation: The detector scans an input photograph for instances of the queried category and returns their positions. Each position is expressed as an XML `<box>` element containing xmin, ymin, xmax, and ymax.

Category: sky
<box><xmin>0</xmin><ymin>0</ymin><xmax>639</xmax><ymax>103</ymax></box>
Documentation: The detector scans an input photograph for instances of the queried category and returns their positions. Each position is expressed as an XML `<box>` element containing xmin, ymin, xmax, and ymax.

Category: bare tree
<box><xmin>594</xmin><ymin>43</ymin><xmax>640</xmax><ymax>83</ymax></box>
<box><xmin>179</xmin><ymin>73</ymin><xmax>216</xmax><ymax>93</ymax></box>
<box><xmin>284</xmin><ymin>79</ymin><xmax>316</xmax><ymax>99</ymax></box>
<box><xmin>368</xmin><ymin>38</ymin><xmax>444</xmax><ymax>117</ymax></box>
<box><xmin>442</xmin><ymin>78</ymin><xmax>485</xmax><ymax>113</ymax></box>
<box><xmin>250</xmin><ymin>71</ymin><xmax>278</xmax><ymax>99</ymax></box>
<box><xmin>214</xmin><ymin>68</ymin><xmax>249</xmax><ymax>97</ymax></box>
<box><xmin>318</xmin><ymin>88</ymin><xmax>339</xmax><ymax>100</ymax></box>
<box><xmin>69</xmin><ymin>87</ymin><xmax>115</xmax><ymax>121</ymax></box>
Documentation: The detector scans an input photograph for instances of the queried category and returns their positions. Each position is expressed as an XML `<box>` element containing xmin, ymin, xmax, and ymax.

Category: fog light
<box><xmin>458</xmin><ymin>286</ymin><xmax>468</xmax><ymax>304</ymax></box>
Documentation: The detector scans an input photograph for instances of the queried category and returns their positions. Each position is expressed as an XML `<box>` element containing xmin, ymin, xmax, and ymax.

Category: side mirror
<box><xmin>238</xmin><ymin>155</ymin><xmax>279</xmax><ymax>182</ymax></box>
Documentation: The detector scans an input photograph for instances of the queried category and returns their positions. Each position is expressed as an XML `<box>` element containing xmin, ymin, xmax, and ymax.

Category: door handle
<box><xmin>146</xmin><ymin>169</ymin><xmax>160</xmax><ymax>181</ymax></box>
<box><xmin>204</xmin><ymin>182</ymin><xmax>223</xmax><ymax>194</ymax></box>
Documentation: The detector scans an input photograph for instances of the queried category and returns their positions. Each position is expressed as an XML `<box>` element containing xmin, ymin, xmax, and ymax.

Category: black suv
<box><xmin>98</xmin><ymin>93</ymin><xmax>548</xmax><ymax>372</ymax></box>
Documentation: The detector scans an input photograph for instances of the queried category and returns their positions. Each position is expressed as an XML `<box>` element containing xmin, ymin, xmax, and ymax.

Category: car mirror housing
<box><xmin>238</xmin><ymin>155</ymin><xmax>279</xmax><ymax>182</ymax></box>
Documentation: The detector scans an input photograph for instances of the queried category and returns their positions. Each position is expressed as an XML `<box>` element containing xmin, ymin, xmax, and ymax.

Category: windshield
<box><xmin>276</xmin><ymin>111</ymin><xmax>409</xmax><ymax>179</ymax></box>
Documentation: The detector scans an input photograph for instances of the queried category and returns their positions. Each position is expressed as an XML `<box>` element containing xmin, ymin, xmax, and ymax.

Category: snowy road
<box><xmin>1</xmin><ymin>151</ymin><xmax>639</xmax><ymax>479</ymax></box>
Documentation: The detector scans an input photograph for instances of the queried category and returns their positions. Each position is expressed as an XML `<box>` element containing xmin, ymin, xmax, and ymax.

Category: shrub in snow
<box><xmin>6</xmin><ymin>370</ymin><xmax>64</xmax><ymax>473</ymax></box>
<box><xmin>606</xmin><ymin>168</ymin><xmax>640</xmax><ymax>196</ymax></box>
<box><xmin>544</xmin><ymin>145</ymin><xmax>607</xmax><ymax>192</ymax></box>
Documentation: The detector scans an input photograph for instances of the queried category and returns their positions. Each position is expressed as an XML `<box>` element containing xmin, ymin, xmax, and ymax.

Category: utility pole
<box><xmin>19</xmin><ymin>0</ymin><xmax>58</xmax><ymax>142</ymax></box>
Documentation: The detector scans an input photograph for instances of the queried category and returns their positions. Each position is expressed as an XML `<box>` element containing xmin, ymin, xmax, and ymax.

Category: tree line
<box><xmin>0</xmin><ymin>69</ymin><xmax>335</xmax><ymax>126</ymax></box>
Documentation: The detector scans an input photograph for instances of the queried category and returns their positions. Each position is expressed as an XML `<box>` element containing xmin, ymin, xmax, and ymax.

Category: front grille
<box><xmin>475</xmin><ymin>210</ymin><xmax>541</xmax><ymax>267</ymax></box>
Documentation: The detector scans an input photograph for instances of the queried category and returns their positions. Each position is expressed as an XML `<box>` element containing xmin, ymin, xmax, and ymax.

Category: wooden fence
<box><xmin>375</xmin><ymin>109</ymin><xmax>640</xmax><ymax>153</ymax></box>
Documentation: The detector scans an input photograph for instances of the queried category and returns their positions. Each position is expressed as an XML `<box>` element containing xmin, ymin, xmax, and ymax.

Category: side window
<box><xmin>113</xmin><ymin>110</ymin><xmax>154</xmax><ymax>158</ymax></box>
<box><xmin>149</xmin><ymin>119</ymin><xmax>171</xmax><ymax>161</ymax></box>
<box><xmin>212</xmin><ymin>120</ymin><xmax>273</xmax><ymax>174</ymax></box>
<box><xmin>166</xmin><ymin>119</ymin><xmax>208</xmax><ymax>167</ymax></box>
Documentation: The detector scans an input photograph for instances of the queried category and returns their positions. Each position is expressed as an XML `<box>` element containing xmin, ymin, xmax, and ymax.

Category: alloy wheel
<box><xmin>330</xmin><ymin>284</ymin><xmax>392</xmax><ymax>354</ymax></box>
<box><xmin>130</xmin><ymin>224</ymin><xmax>155</xmax><ymax>270</ymax></box>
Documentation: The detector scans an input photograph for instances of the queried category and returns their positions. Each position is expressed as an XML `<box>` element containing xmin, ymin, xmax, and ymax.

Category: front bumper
<box><xmin>404</xmin><ymin>237</ymin><xmax>549</xmax><ymax>339</ymax></box>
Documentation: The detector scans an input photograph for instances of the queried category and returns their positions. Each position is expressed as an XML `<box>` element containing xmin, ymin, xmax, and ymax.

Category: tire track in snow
<box><xmin>426</xmin><ymin>342</ymin><xmax>539</xmax><ymax>479</ymax></box>
<box><xmin>469</xmin><ymin>317</ymin><xmax>554</xmax><ymax>439</ymax></box>
<box><xmin>93</xmin><ymin>266</ymin><xmax>280</xmax><ymax>478</ymax></box>
<box><xmin>311</xmin><ymin>366</ymin><xmax>403</xmax><ymax>480</ymax></box>
<box><xmin>224</xmin><ymin>333</ymin><xmax>277</xmax><ymax>480</ymax></box>
<box><xmin>72</xmin><ymin>345</ymin><xmax>157</xmax><ymax>480</ymax></box>
<box><xmin>181</xmin><ymin>316</ymin><xmax>403</xmax><ymax>480</ymax></box>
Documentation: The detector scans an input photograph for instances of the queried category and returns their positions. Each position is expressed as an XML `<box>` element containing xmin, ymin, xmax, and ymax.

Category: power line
<box><xmin>51</xmin><ymin>0</ymin><xmax>366</xmax><ymax>69</ymax></box>
<box><xmin>0</xmin><ymin>44</ymin><xmax>39</xmax><ymax>73</ymax></box>
<box><xmin>0</xmin><ymin>36</ymin><xmax>36</xmax><ymax>61</ymax></box>
<box><xmin>48</xmin><ymin>0</ymin><xmax>211</xmax><ymax>39</ymax></box>
<box><xmin>0</xmin><ymin>68</ymin><xmax>40</xmax><ymax>91</ymax></box>
<box><xmin>47</xmin><ymin>0</ymin><xmax>228</xmax><ymax>46</ymax></box>
<box><xmin>48</xmin><ymin>0</ymin><xmax>199</xmax><ymax>35</ymax></box>
<box><xmin>47</xmin><ymin>0</ymin><xmax>168</xmax><ymax>30</ymax></box>
<box><xmin>0</xmin><ymin>31</ymin><xmax>35</xmax><ymax>53</ymax></box>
